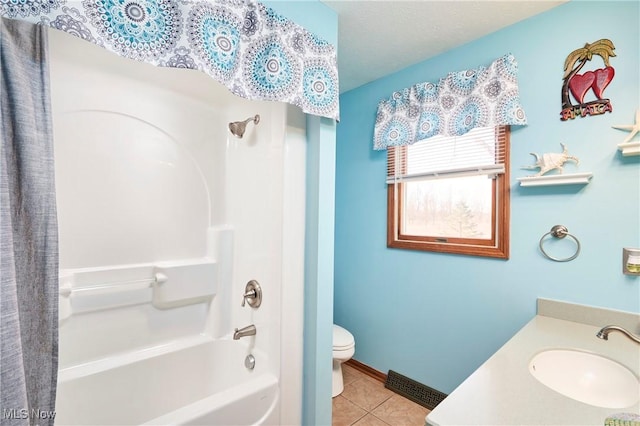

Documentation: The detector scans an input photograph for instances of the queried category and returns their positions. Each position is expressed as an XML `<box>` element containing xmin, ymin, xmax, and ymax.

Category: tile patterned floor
<box><xmin>332</xmin><ymin>364</ymin><xmax>431</xmax><ymax>426</ymax></box>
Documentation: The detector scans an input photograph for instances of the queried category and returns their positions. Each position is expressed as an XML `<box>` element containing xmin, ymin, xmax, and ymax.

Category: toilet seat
<box><xmin>332</xmin><ymin>324</ymin><xmax>355</xmax><ymax>397</ymax></box>
<box><xmin>333</xmin><ymin>324</ymin><xmax>355</xmax><ymax>351</ymax></box>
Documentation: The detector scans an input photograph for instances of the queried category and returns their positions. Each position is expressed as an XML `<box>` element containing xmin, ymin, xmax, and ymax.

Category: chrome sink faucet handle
<box><xmin>596</xmin><ymin>325</ymin><xmax>640</xmax><ymax>345</ymax></box>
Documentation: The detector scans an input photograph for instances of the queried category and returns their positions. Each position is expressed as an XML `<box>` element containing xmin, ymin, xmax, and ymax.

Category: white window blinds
<box><xmin>387</xmin><ymin>126</ymin><xmax>508</xmax><ymax>184</ymax></box>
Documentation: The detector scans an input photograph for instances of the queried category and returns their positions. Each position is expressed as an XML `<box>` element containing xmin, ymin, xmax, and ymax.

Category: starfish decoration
<box><xmin>612</xmin><ymin>109</ymin><xmax>640</xmax><ymax>144</ymax></box>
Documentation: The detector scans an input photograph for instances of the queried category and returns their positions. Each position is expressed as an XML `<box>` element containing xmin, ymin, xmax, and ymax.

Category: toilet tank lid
<box><xmin>333</xmin><ymin>324</ymin><xmax>355</xmax><ymax>348</ymax></box>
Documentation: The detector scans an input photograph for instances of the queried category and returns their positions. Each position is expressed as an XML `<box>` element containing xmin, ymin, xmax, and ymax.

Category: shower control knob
<box><xmin>241</xmin><ymin>280</ymin><xmax>262</xmax><ymax>308</ymax></box>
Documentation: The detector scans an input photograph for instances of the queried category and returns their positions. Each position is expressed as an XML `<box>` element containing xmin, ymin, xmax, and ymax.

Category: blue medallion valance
<box><xmin>374</xmin><ymin>54</ymin><xmax>527</xmax><ymax>150</ymax></box>
<box><xmin>0</xmin><ymin>0</ymin><xmax>340</xmax><ymax>121</ymax></box>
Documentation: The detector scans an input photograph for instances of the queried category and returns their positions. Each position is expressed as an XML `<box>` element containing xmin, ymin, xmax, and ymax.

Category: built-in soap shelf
<box><xmin>517</xmin><ymin>172</ymin><xmax>593</xmax><ymax>187</ymax></box>
<box><xmin>59</xmin><ymin>258</ymin><xmax>218</xmax><ymax>321</ymax></box>
<box><xmin>59</xmin><ymin>226</ymin><xmax>233</xmax><ymax>322</ymax></box>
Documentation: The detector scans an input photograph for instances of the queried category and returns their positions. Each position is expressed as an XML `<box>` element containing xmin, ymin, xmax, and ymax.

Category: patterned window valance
<box><xmin>374</xmin><ymin>54</ymin><xmax>527</xmax><ymax>150</ymax></box>
<box><xmin>1</xmin><ymin>0</ymin><xmax>339</xmax><ymax>121</ymax></box>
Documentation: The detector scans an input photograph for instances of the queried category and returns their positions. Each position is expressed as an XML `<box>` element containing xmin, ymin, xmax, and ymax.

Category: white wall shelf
<box><xmin>612</xmin><ymin>109</ymin><xmax>639</xmax><ymax>156</ymax></box>
<box><xmin>618</xmin><ymin>141</ymin><xmax>640</xmax><ymax>156</ymax></box>
<box><xmin>517</xmin><ymin>172</ymin><xmax>593</xmax><ymax>187</ymax></box>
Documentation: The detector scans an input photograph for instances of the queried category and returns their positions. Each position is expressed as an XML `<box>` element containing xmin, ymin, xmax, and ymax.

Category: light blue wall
<box><xmin>303</xmin><ymin>115</ymin><xmax>336</xmax><ymax>425</ymax></box>
<box><xmin>335</xmin><ymin>1</ymin><xmax>640</xmax><ymax>395</ymax></box>
<box><xmin>261</xmin><ymin>2</ymin><xmax>337</xmax><ymax>425</ymax></box>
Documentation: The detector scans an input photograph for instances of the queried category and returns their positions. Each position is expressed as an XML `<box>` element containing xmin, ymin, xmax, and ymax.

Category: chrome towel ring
<box><xmin>539</xmin><ymin>225</ymin><xmax>581</xmax><ymax>262</ymax></box>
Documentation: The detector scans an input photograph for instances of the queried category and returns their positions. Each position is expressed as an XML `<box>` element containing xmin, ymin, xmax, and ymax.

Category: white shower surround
<box><xmin>50</xmin><ymin>27</ymin><xmax>305</xmax><ymax>425</ymax></box>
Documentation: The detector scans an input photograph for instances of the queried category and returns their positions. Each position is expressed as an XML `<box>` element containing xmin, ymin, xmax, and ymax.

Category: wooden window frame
<box><xmin>386</xmin><ymin>128</ymin><xmax>510</xmax><ymax>259</ymax></box>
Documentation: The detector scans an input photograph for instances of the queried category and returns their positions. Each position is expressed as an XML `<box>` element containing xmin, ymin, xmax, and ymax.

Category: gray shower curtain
<box><xmin>0</xmin><ymin>17</ymin><xmax>58</xmax><ymax>426</ymax></box>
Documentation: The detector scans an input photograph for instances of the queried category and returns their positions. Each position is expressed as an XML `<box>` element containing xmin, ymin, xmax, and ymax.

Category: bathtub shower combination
<box><xmin>50</xmin><ymin>28</ymin><xmax>305</xmax><ymax>425</ymax></box>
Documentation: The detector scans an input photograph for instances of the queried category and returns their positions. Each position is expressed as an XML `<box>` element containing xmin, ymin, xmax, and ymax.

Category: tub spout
<box><xmin>233</xmin><ymin>324</ymin><xmax>256</xmax><ymax>340</ymax></box>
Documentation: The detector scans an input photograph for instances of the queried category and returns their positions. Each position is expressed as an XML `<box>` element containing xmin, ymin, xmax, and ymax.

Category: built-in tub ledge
<box><xmin>425</xmin><ymin>298</ymin><xmax>640</xmax><ymax>426</ymax></box>
<box><xmin>59</xmin><ymin>227</ymin><xmax>233</xmax><ymax>321</ymax></box>
<box><xmin>59</xmin><ymin>257</ymin><xmax>217</xmax><ymax>314</ymax></box>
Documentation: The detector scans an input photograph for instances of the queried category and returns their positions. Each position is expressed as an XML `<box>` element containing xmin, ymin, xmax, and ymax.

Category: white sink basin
<box><xmin>529</xmin><ymin>349</ymin><xmax>640</xmax><ymax>408</ymax></box>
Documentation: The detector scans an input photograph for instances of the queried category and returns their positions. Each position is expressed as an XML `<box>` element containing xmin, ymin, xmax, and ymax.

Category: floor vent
<box><xmin>385</xmin><ymin>370</ymin><xmax>447</xmax><ymax>410</ymax></box>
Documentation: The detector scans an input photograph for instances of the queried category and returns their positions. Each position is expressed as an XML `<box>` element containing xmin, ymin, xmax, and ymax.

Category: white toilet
<box><xmin>332</xmin><ymin>324</ymin><xmax>355</xmax><ymax>397</ymax></box>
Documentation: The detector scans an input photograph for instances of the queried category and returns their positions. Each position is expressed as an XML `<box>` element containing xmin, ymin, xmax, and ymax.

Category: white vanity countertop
<box><xmin>426</xmin><ymin>303</ymin><xmax>640</xmax><ymax>426</ymax></box>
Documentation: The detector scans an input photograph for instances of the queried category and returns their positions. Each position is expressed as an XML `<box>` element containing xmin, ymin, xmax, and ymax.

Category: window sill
<box><xmin>388</xmin><ymin>238</ymin><xmax>509</xmax><ymax>259</ymax></box>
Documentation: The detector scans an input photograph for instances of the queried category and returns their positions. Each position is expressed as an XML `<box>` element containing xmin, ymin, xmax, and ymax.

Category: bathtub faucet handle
<box><xmin>241</xmin><ymin>289</ymin><xmax>255</xmax><ymax>307</ymax></box>
<box><xmin>241</xmin><ymin>280</ymin><xmax>262</xmax><ymax>308</ymax></box>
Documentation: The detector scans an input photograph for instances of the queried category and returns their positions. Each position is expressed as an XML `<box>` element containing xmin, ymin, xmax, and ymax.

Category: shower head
<box><xmin>228</xmin><ymin>114</ymin><xmax>260</xmax><ymax>139</ymax></box>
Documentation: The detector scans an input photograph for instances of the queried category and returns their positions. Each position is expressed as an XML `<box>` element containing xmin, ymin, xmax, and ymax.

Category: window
<box><xmin>387</xmin><ymin>126</ymin><xmax>510</xmax><ymax>259</ymax></box>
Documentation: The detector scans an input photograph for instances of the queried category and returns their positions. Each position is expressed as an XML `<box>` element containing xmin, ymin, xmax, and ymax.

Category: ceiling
<box><xmin>320</xmin><ymin>1</ymin><xmax>567</xmax><ymax>93</ymax></box>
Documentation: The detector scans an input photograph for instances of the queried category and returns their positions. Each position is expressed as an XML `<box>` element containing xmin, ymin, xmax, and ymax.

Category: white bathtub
<box><xmin>55</xmin><ymin>338</ymin><xmax>279</xmax><ymax>425</ymax></box>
